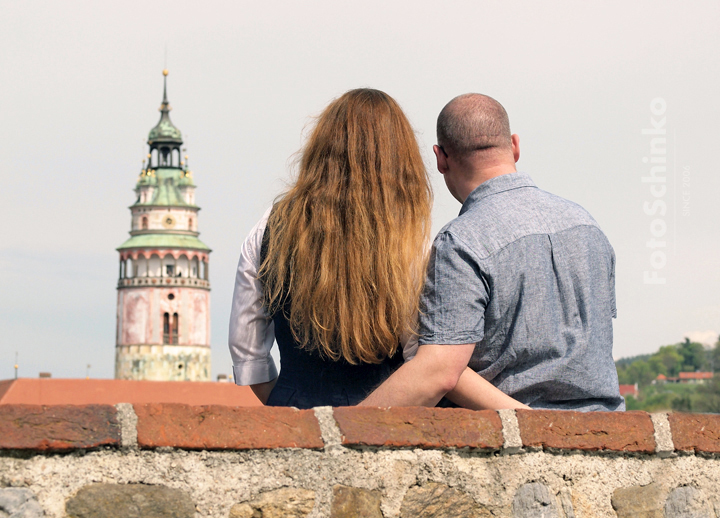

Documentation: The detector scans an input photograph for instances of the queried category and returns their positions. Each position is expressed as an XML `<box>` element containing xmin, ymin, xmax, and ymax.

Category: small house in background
<box><xmin>678</xmin><ymin>371</ymin><xmax>714</xmax><ymax>384</ymax></box>
<box><xmin>653</xmin><ymin>372</ymin><xmax>714</xmax><ymax>385</ymax></box>
<box><xmin>618</xmin><ymin>383</ymin><xmax>639</xmax><ymax>398</ymax></box>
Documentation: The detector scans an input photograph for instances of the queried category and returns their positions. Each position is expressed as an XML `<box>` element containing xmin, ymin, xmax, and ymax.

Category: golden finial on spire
<box><xmin>163</xmin><ymin>69</ymin><xmax>169</xmax><ymax>76</ymax></box>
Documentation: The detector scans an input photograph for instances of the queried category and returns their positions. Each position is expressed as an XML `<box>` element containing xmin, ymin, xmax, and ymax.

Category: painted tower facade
<box><xmin>115</xmin><ymin>70</ymin><xmax>211</xmax><ymax>381</ymax></box>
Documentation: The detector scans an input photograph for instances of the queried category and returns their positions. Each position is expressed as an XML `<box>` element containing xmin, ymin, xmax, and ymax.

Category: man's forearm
<box><xmin>360</xmin><ymin>344</ymin><xmax>475</xmax><ymax>407</ymax></box>
<box><xmin>446</xmin><ymin>367</ymin><xmax>530</xmax><ymax>410</ymax></box>
<box><xmin>360</xmin><ymin>358</ymin><xmax>448</xmax><ymax>407</ymax></box>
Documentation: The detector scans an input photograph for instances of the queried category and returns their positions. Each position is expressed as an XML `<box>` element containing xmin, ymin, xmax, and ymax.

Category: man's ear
<box><xmin>511</xmin><ymin>134</ymin><xmax>520</xmax><ymax>163</ymax></box>
<box><xmin>433</xmin><ymin>145</ymin><xmax>450</xmax><ymax>175</ymax></box>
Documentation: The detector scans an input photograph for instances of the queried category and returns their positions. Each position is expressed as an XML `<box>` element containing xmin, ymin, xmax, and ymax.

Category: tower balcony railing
<box><xmin>118</xmin><ymin>277</ymin><xmax>210</xmax><ymax>289</ymax></box>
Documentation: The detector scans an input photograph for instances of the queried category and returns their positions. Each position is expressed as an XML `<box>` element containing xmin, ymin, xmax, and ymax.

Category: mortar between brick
<box><xmin>498</xmin><ymin>409</ymin><xmax>522</xmax><ymax>453</ymax></box>
<box><xmin>313</xmin><ymin>406</ymin><xmax>344</xmax><ymax>455</ymax></box>
<box><xmin>650</xmin><ymin>412</ymin><xmax>674</xmax><ymax>457</ymax></box>
<box><xmin>114</xmin><ymin>403</ymin><xmax>138</xmax><ymax>449</ymax></box>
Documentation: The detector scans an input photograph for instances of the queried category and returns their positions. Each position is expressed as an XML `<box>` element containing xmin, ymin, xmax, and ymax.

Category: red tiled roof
<box><xmin>656</xmin><ymin>374</ymin><xmax>667</xmax><ymax>380</ymax></box>
<box><xmin>678</xmin><ymin>372</ymin><xmax>714</xmax><ymax>380</ymax></box>
<box><xmin>0</xmin><ymin>378</ymin><xmax>261</xmax><ymax>406</ymax></box>
<box><xmin>618</xmin><ymin>384</ymin><xmax>638</xmax><ymax>396</ymax></box>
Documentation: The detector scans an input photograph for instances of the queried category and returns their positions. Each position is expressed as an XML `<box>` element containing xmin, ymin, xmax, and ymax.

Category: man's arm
<box><xmin>360</xmin><ymin>343</ymin><xmax>529</xmax><ymax>409</ymax></box>
<box><xmin>446</xmin><ymin>367</ymin><xmax>529</xmax><ymax>410</ymax></box>
<box><xmin>360</xmin><ymin>344</ymin><xmax>474</xmax><ymax>407</ymax></box>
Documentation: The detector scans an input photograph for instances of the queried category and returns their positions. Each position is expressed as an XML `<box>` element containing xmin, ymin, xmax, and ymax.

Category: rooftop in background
<box><xmin>0</xmin><ymin>379</ymin><xmax>261</xmax><ymax>406</ymax></box>
<box><xmin>618</xmin><ymin>384</ymin><xmax>639</xmax><ymax>397</ymax></box>
<box><xmin>678</xmin><ymin>372</ymin><xmax>714</xmax><ymax>380</ymax></box>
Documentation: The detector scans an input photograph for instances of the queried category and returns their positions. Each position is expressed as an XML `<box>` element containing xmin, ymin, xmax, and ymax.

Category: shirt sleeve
<box><xmin>228</xmin><ymin>207</ymin><xmax>279</xmax><ymax>385</ymax></box>
<box><xmin>610</xmin><ymin>243</ymin><xmax>617</xmax><ymax>319</ymax></box>
<box><xmin>417</xmin><ymin>231</ymin><xmax>489</xmax><ymax>346</ymax></box>
<box><xmin>400</xmin><ymin>313</ymin><xmax>419</xmax><ymax>361</ymax></box>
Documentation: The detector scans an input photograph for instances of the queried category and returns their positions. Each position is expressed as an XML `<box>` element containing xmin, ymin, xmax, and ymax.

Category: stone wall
<box><xmin>2</xmin><ymin>404</ymin><xmax>720</xmax><ymax>517</ymax></box>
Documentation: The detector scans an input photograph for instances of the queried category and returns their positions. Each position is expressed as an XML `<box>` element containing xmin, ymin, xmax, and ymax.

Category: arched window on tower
<box><xmin>149</xmin><ymin>254</ymin><xmax>161</xmax><ymax>277</ymax></box>
<box><xmin>162</xmin><ymin>255</ymin><xmax>175</xmax><ymax>277</ymax></box>
<box><xmin>177</xmin><ymin>255</ymin><xmax>188</xmax><ymax>278</ymax></box>
<box><xmin>126</xmin><ymin>258</ymin><xmax>134</xmax><ymax>278</ymax></box>
<box><xmin>163</xmin><ymin>312</ymin><xmax>170</xmax><ymax>344</ymax></box>
<box><xmin>191</xmin><ymin>257</ymin><xmax>199</xmax><ymax>278</ymax></box>
<box><xmin>141</xmin><ymin>216</ymin><xmax>148</xmax><ymax>230</ymax></box>
<box><xmin>135</xmin><ymin>256</ymin><xmax>148</xmax><ymax>277</ymax></box>
<box><xmin>188</xmin><ymin>217</ymin><xmax>193</xmax><ymax>231</ymax></box>
<box><xmin>172</xmin><ymin>313</ymin><xmax>179</xmax><ymax>344</ymax></box>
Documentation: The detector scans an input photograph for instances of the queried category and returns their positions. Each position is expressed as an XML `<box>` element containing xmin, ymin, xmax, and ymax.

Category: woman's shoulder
<box><xmin>241</xmin><ymin>206</ymin><xmax>274</xmax><ymax>266</ymax></box>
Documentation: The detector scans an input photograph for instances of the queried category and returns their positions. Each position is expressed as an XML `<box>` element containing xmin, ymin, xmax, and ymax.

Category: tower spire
<box><xmin>161</xmin><ymin>69</ymin><xmax>170</xmax><ymax>113</ymax></box>
<box><xmin>147</xmin><ymin>69</ymin><xmax>182</xmax><ymax>150</ymax></box>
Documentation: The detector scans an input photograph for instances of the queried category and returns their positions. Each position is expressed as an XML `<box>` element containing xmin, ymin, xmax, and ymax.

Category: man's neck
<box><xmin>456</xmin><ymin>163</ymin><xmax>516</xmax><ymax>203</ymax></box>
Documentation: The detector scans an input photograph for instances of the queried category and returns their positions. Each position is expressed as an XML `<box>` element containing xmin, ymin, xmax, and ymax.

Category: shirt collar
<box><xmin>459</xmin><ymin>172</ymin><xmax>537</xmax><ymax>215</ymax></box>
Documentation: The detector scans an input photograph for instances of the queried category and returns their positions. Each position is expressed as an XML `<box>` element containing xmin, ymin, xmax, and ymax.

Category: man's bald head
<box><xmin>437</xmin><ymin>94</ymin><xmax>512</xmax><ymax>158</ymax></box>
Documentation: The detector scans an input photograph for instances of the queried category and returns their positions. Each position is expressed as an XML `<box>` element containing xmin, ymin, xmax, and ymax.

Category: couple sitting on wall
<box><xmin>229</xmin><ymin>89</ymin><xmax>624</xmax><ymax>412</ymax></box>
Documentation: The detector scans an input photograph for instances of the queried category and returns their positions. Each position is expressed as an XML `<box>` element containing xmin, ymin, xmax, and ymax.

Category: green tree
<box><xmin>648</xmin><ymin>356</ymin><xmax>667</xmax><ymax>377</ymax></box>
<box><xmin>678</xmin><ymin>339</ymin><xmax>707</xmax><ymax>372</ymax></box>
<box><xmin>655</xmin><ymin>345</ymin><xmax>683</xmax><ymax>377</ymax></box>
<box><xmin>626</xmin><ymin>360</ymin><xmax>654</xmax><ymax>386</ymax></box>
<box><xmin>709</xmin><ymin>337</ymin><xmax>720</xmax><ymax>373</ymax></box>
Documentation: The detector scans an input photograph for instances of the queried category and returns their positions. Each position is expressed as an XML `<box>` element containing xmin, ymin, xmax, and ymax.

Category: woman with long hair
<box><xmin>229</xmin><ymin>88</ymin><xmax>432</xmax><ymax>408</ymax></box>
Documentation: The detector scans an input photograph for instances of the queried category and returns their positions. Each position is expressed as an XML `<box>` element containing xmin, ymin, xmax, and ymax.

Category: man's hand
<box><xmin>360</xmin><ymin>344</ymin><xmax>475</xmax><ymax>407</ymax></box>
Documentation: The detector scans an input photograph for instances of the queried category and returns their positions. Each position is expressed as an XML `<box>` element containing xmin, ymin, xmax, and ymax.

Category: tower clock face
<box><xmin>162</xmin><ymin>215</ymin><xmax>176</xmax><ymax>228</ymax></box>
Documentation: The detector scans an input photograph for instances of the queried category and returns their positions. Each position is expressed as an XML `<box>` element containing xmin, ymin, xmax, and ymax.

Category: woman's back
<box><xmin>266</xmin><ymin>290</ymin><xmax>403</xmax><ymax>408</ymax></box>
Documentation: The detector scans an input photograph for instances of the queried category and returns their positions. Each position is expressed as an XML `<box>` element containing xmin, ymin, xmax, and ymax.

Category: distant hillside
<box><xmin>615</xmin><ymin>337</ymin><xmax>720</xmax><ymax>412</ymax></box>
<box><xmin>614</xmin><ymin>354</ymin><xmax>652</xmax><ymax>368</ymax></box>
<box><xmin>615</xmin><ymin>338</ymin><xmax>717</xmax><ymax>386</ymax></box>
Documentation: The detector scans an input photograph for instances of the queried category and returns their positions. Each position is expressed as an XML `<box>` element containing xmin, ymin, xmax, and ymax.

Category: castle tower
<box><xmin>115</xmin><ymin>70</ymin><xmax>211</xmax><ymax>381</ymax></box>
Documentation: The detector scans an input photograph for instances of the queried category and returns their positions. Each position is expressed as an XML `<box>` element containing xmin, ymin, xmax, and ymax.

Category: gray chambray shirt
<box><xmin>419</xmin><ymin>172</ymin><xmax>625</xmax><ymax>411</ymax></box>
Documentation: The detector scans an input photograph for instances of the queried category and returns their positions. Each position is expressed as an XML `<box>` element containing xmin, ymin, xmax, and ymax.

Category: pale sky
<box><xmin>1</xmin><ymin>1</ymin><xmax>719</xmax><ymax>380</ymax></box>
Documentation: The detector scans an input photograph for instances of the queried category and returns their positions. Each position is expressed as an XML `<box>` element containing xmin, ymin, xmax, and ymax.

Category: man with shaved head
<box><xmin>362</xmin><ymin>94</ymin><xmax>624</xmax><ymax>411</ymax></box>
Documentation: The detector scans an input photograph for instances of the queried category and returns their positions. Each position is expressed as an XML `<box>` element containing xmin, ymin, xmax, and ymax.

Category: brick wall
<box><xmin>1</xmin><ymin>404</ymin><xmax>720</xmax><ymax>517</ymax></box>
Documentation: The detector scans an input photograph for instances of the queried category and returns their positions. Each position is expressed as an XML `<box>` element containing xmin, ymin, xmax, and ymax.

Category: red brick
<box><xmin>669</xmin><ymin>413</ymin><xmax>720</xmax><ymax>453</ymax></box>
<box><xmin>0</xmin><ymin>404</ymin><xmax>120</xmax><ymax>451</ymax></box>
<box><xmin>333</xmin><ymin>407</ymin><xmax>503</xmax><ymax>449</ymax></box>
<box><xmin>516</xmin><ymin>410</ymin><xmax>655</xmax><ymax>452</ymax></box>
<box><xmin>134</xmin><ymin>403</ymin><xmax>324</xmax><ymax>449</ymax></box>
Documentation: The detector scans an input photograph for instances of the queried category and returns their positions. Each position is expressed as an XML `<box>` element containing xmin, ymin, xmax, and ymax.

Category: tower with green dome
<box><xmin>115</xmin><ymin>70</ymin><xmax>211</xmax><ymax>381</ymax></box>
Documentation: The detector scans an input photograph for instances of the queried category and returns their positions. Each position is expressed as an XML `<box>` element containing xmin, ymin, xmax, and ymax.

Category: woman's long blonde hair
<box><xmin>259</xmin><ymin>88</ymin><xmax>432</xmax><ymax>364</ymax></box>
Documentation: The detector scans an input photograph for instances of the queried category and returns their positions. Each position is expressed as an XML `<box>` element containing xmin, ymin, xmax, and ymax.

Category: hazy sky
<box><xmin>1</xmin><ymin>1</ymin><xmax>719</xmax><ymax>380</ymax></box>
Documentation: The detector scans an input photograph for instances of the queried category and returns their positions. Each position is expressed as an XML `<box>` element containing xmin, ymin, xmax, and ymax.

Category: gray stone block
<box><xmin>665</xmin><ymin>486</ymin><xmax>711</xmax><ymax>518</ymax></box>
<box><xmin>65</xmin><ymin>483</ymin><xmax>194</xmax><ymax>518</ymax></box>
<box><xmin>0</xmin><ymin>488</ymin><xmax>44</xmax><ymax>518</ymax></box>
<box><xmin>0</xmin><ymin>489</ymin><xmax>29</xmax><ymax>514</ymax></box>
<box><xmin>512</xmin><ymin>483</ymin><xmax>559</xmax><ymax>518</ymax></box>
